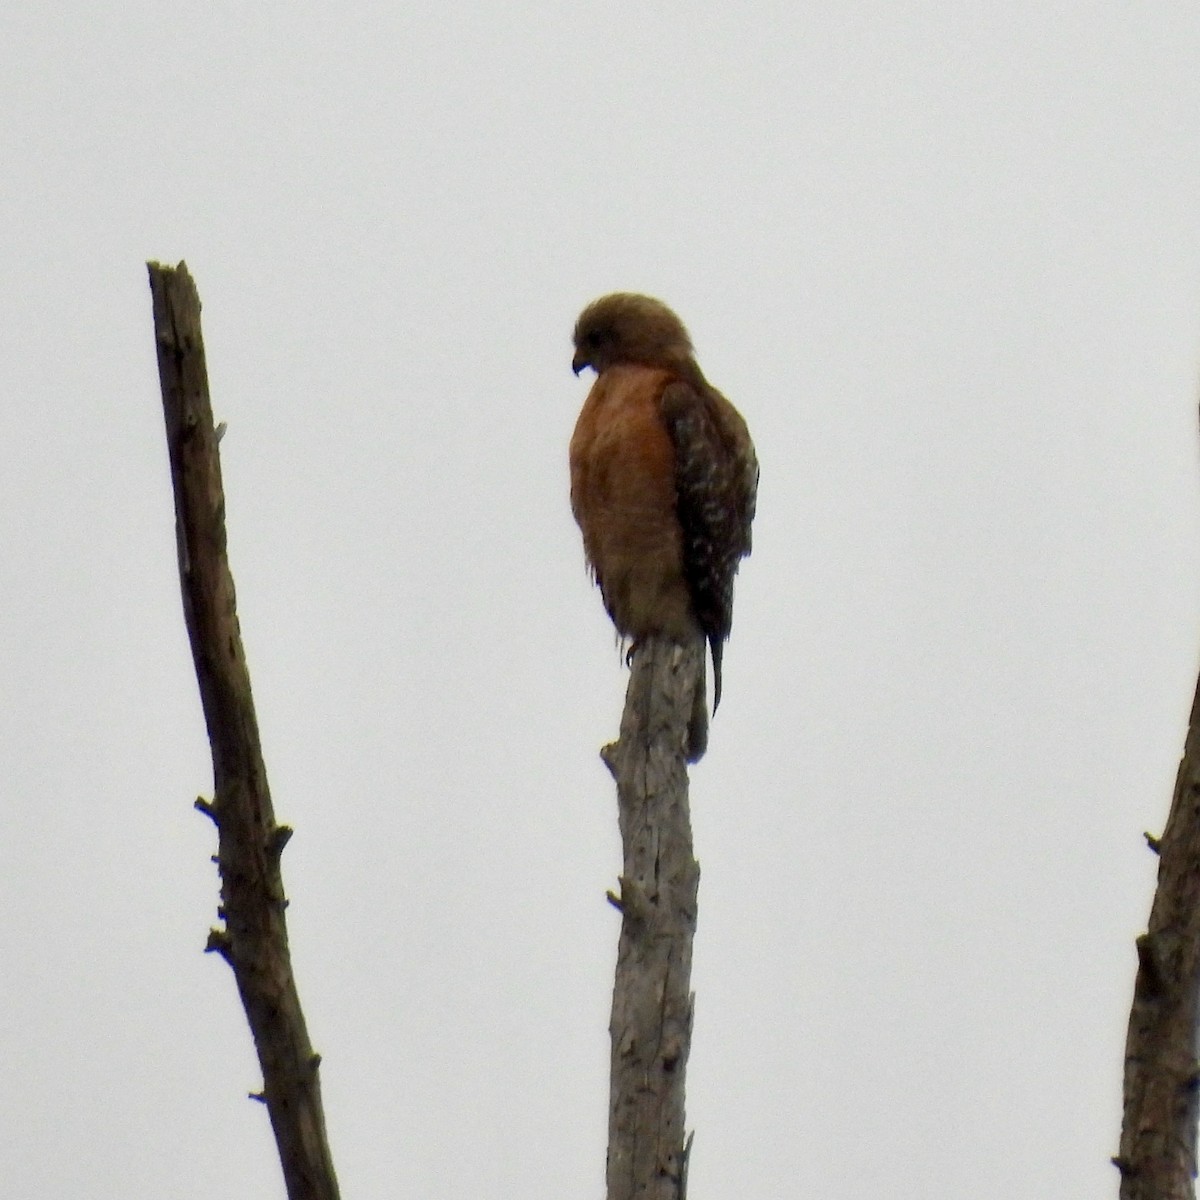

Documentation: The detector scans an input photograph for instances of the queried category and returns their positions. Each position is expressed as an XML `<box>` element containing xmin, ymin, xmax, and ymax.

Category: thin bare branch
<box><xmin>148</xmin><ymin>261</ymin><xmax>340</xmax><ymax>1200</ymax></box>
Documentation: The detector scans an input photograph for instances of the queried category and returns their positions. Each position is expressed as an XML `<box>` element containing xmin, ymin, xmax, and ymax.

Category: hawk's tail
<box><xmin>710</xmin><ymin>637</ymin><xmax>724</xmax><ymax>714</ymax></box>
<box><xmin>686</xmin><ymin>646</ymin><xmax>709</xmax><ymax>763</ymax></box>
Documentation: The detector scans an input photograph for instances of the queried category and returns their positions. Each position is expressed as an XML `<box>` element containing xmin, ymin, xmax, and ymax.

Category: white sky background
<box><xmin>3</xmin><ymin>2</ymin><xmax>1200</xmax><ymax>1196</ymax></box>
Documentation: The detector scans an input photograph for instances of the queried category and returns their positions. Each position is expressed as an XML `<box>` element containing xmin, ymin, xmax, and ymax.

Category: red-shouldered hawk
<box><xmin>569</xmin><ymin>293</ymin><xmax>758</xmax><ymax>761</ymax></box>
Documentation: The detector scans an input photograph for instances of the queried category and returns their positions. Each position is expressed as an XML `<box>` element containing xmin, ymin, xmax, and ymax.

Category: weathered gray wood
<box><xmin>602</xmin><ymin>636</ymin><xmax>702</xmax><ymax>1200</ymax></box>
<box><xmin>1117</xmin><ymin>663</ymin><xmax>1200</xmax><ymax>1200</ymax></box>
<box><xmin>148</xmin><ymin>261</ymin><xmax>340</xmax><ymax>1200</ymax></box>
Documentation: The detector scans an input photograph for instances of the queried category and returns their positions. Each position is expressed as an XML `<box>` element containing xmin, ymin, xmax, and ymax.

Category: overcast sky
<box><xmin>4</xmin><ymin>3</ymin><xmax>1200</xmax><ymax>1197</ymax></box>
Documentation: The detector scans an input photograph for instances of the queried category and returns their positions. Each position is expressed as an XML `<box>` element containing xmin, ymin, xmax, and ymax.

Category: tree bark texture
<box><xmin>1117</xmin><ymin>662</ymin><xmax>1200</xmax><ymax>1200</ymax></box>
<box><xmin>148</xmin><ymin>262</ymin><xmax>340</xmax><ymax>1200</ymax></box>
<box><xmin>602</xmin><ymin>636</ymin><xmax>702</xmax><ymax>1200</ymax></box>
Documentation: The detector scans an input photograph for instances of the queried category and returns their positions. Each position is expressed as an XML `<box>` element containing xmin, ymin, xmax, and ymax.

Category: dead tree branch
<box><xmin>1117</xmin><ymin>659</ymin><xmax>1200</xmax><ymax>1199</ymax></box>
<box><xmin>148</xmin><ymin>261</ymin><xmax>340</xmax><ymax>1200</ymax></box>
<box><xmin>601</xmin><ymin>636</ymin><xmax>702</xmax><ymax>1200</ymax></box>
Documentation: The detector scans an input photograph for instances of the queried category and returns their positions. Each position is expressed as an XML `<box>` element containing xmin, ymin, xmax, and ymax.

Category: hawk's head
<box><xmin>572</xmin><ymin>293</ymin><xmax>695</xmax><ymax>377</ymax></box>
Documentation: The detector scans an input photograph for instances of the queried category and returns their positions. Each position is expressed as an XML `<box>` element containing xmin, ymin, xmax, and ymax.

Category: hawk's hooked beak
<box><xmin>571</xmin><ymin>349</ymin><xmax>590</xmax><ymax>376</ymax></box>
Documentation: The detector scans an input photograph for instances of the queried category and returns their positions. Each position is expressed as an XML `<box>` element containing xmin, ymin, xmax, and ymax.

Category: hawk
<box><xmin>569</xmin><ymin>293</ymin><xmax>758</xmax><ymax>761</ymax></box>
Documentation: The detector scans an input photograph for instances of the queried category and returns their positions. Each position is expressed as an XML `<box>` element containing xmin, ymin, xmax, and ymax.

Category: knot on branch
<box><xmin>205</xmin><ymin>928</ymin><xmax>233</xmax><ymax>964</ymax></box>
<box><xmin>268</xmin><ymin>824</ymin><xmax>294</xmax><ymax>859</ymax></box>
<box><xmin>195</xmin><ymin>796</ymin><xmax>219</xmax><ymax>823</ymax></box>
<box><xmin>661</xmin><ymin>1033</ymin><xmax>684</xmax><ymax>1072</ymax></box>
<box><xmin>599</xmin><ymin>741</ymin><xmax>620</xmax><ymax>779</ymax></box>
<box><xmin>607</xmin><ymin>875</ymin><xmax>653</xmax><ymax>923</ymax></box>
<box><xmin>1134</xmin><ymin>933</ymin><xmax>1168</xmax><ymax>1000</ymax></box>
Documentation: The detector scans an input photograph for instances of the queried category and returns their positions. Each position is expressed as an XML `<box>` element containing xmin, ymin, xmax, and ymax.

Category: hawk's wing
<box><xmin>660</xmin><ymin>380</ymin><xmax>758</xmax><ymax>710</ymax></box>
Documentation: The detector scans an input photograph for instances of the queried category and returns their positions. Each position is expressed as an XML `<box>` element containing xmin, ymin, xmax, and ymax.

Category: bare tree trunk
<box><xmin>1116</xmin><ymin>661</ymin><xmax>1200</xmax><ymax>1199</ymax></box>
<box><xmin>602</xmin><ymin>636</ymin><xmax>702</xmax><ymax>1200</ymax></box>
<box><xmin>148</xmin><ymin>261</ymin><xmax>341</xmax><ymax>1200</ymax></box>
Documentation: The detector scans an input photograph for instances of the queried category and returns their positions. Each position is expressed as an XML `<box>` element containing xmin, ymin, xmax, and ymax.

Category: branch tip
<box><xmin>1144</xmin><ymin>830</ymin><xmax>1162</xmax><ymax>854</ymax></box>
<box><xmin>194</xmin><ymin>796</ymin><xmax>218</xmax><ymax>822</ymax></box>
